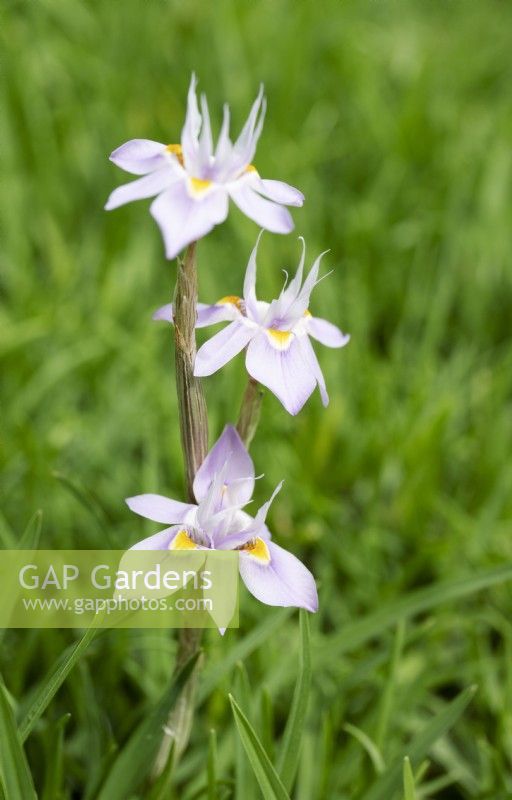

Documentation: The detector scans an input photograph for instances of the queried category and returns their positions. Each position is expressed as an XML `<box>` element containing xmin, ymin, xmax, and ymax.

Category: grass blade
<box><xmin>41</xmin><ymin>713</ymin><xmax>70</xmax><ymax>800</ymax></box>
<box><xmin>229</xmin><ymin>694</ymin><xmax>290</xmax><ymax>800</ymax></box>
<box><xmin>277</xmin><ymin>610</ymin><xmax>312</xmax><ymax>790</ymax></box>
<box><xmin>0</xmin><ymin>675</ymin><xmax>37</xmax><ymax>800</ymax></box>
<box><xmin>207</xmin><ymin>729</ymin><xmax>217</xmax><ymax>800</ymax></box>
<box><xmin>18</xmin><ymin>625</ymin><xmax>98</xmax><ymax>742</ymax></box>
<box><xmin>324</xmin><ymin>565</ymin><xmax>512</xmax><ymax>658</ymax></box>
<box><xmin>96</xmin><ymin>651</ymin><xmax>201</xmax><ymax>800</ymax></box>
<box><xmin>403</xmin><ymin>757</ymin><xmax>416</xmax><ymax>800</ymax></box>
<box><xmin>361</xmin><ymin>685</ymin><xmax>477</xmax><ymax>800</ymax></box>
<box><xmin>343</xmin><ymin>723</ymin><xmax>385</xmax><ymax>775</ymax></box>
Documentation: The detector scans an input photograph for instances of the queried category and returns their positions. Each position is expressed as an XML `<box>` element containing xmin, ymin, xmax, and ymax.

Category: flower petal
<box><xmin>105</xmin><ymin>168</ymin><xmax>175</xmax><ymax>211</ymax></box>
<box><xmin>308</xmin><ymin>317</ymin><xmax>351</xmax><ymax>348</ymax></box>
<box><xmin>126</xmin><ymin>494</ymin><xmax>196</xmax><ymax>524</ymax></box>
<box><xmin>232</xmin><ymin>85</ymin><xmax>266</xmax><ymax>168</ymax></box>
<box><xmin>245</xmin><ymin>332</ymin><xmax>316</xmax><ymax>415</ymax></box>
<box><xmin>150</xmin><ymin>181</ymin><xmax>229</xmax><ymax>259</ymax></box>
<box><xmin>239</xmin><ymin>540</ymin><xmax>318</xmax><ymax>612</ymax></box>
<box><xmin>194</xmin><ymin>425</ymin><xmax>255</xmax><ymax>506</ymax></box>
<box><xmin>129</xmin><ymin>525</ymin><xmax>182</xmax><ymax>551</ymax></box>
<box><xmin>181</xmin><ymin>74</ymin><xmax>202</xmax><ymax>173</ymax></box>
<box><xmin>194</xmin><ymin>320</ymin><xmax>254</xmax><ymax>377</ymax></box>
<box><xmin>257</xmin><ymin>179</ymin><xmax>304</xmax><ymax>207</ymax></box>
<box><xmin>230</xmin><ymin>184</ymin><xmax>294</xmax><ymax>234</ymax></box>
<box><xmin>243</xmin><ymin>231</ymin><xmax>264</xmax><ymax>320</ymax></box>
<box><xmin>152</xmin><ymin>302</ymin><xmax>236</xmax><ymax>327</ymax></box>
<box><xmin>109</xmin><ymin>139</ymin><xmax>168</xmax><ymax>175</ymax></box>
<box><xmin>299</xmin><ymin>336</ymin><xmax>329</xmax><ymax>407</ymax></box>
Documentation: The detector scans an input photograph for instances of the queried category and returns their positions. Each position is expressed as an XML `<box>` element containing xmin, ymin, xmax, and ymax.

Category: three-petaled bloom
<box><xmin>105</xmin><ymin>75</ymin><xmax>304</xmax><ymax>259</ymax></box>
<box><xmin>154</xmin><ymin>235</ymin><xmax>350</xmax><ymax>415</ymax></box>
<box><xmin>125</xmin><ymin>425</ymin><xmax>318</xmax><ymax>613</ymax></box>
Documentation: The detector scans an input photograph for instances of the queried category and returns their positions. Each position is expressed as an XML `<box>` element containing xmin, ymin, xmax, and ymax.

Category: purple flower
<box><xmin>125</xmin><ymin>425</ymin><xmax>318</xmax><ymax>613</ymax></box>
<box><xmin>105</xmin><ymin>75</ymin><xmax>304</xmax><ymax>259</ymax></box>
<box><xmin>155</xmin><ymin>234</ymin><xmax>350</xmax><ymax>415</ymax></box>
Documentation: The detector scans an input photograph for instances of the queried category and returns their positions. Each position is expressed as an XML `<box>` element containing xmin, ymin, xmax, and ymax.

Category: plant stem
<box><xmin>153</xmin><ymin>242</ymin><xmax>208</xmax><ymax>777</ymax></box>
<box><xmin>173</xmin><ymin>242</ymin><xmax>209</xmax><ymax>499</ymax></box>
<box><xmin>236</xmin><ymin>377</ymin><xmax>264</xmax><ymax>448</ymax></box>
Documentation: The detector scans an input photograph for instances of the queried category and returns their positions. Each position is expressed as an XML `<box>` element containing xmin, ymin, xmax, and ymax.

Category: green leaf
<box><xmin>402</xmin><ymin>757</ymin><xmax>416</xmax><ymax>800</ymax></box>
<box><xmin>96</xmin><ymin>651</ymin><xmax>201</xmax><ymax>800</ymax></box>
<box><xmin>324</xmin><ymin>565</ymin><xmax>512</xmax><ymax>657</ymax></box>
<box><xmin>229</xmin><ymin>694</ymin><xmax>290</xmax><ymax>800</ymax></box>
<box><xmin>199</xmin><ymin>608</ymin><xmax>293</xmax><ymax>703</ymax></box>
<box><xmin>41</xmin><ymin>714</ymin><xmax>70</xmax><ymax>800</ymax></box>
<box><xmin>145</xmin><ymin>742</ymin><xmax>175</xmax><ymax>800</ymax></box>
<box><xmin>361</xmin><ymin>685</ymin><xmax>477</xmax><ymax>800</ymax></box>
<box><xmin>19</xmin><ymin>511</ymin><xmax>43</xmax><ymax>550</ymax></box>
<box><xmin>18</xmin><ymin>625</ymin><xmax>98</xmax><ymax>742</ymax></box>
<box><xmin>343</xmin><ymin>723</ymin><xmax>385</xmax><ymax>775</ymax></box>
<box><xmin>207</xmin><ymin>729</ymin><xmax>217</xmax><ymax>800</ymax></box>
<box><xmin>277</xmin><ymin>610</ymin><xmax>312</xmax><ymax>790</ymax></box>
<box><xmin>0</xmin><ymin>675</ymin><xmax>37</xmax><ymax>800</ymax></box>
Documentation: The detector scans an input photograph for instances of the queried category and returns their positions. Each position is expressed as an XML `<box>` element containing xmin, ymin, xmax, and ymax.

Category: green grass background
<box><xmin>2</xmin><ymin>0</ymin><xmax>512</xmax><ymax>797</ymax></box>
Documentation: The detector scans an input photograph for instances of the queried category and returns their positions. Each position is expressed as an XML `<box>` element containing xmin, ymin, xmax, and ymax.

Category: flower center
<box><xmin>166</xmin><ymin>143</ymin><xmax>184</xmax><ymax>166</ymax></box>
<box><xmin>239</xmin><ymin>537</ymin><xmax>271</xmax><ymax>565</ymax></box>
<box><xmin>169</xmin><ymin>530</ymin><xmax>198</xmax><ymax>550</ymax></box>
<box><xmin>266</xmin><ymin>328</ymin><xmax>294</xmax><ymax>350</ymax></box>
<box><xmin>217</xmin><ymin>295</ymin><xmax>245</xmax><ymax>313</ymax></box>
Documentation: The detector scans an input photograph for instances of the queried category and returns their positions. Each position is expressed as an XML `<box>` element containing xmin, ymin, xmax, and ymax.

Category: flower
<box><xmin>154</xmin><ymin>234</ymin><xmax>350</xmax><ymax>415</ymax></box>
<box><xmin>105</xmin><ymin>75</ymin><xmax>304</xmax><ymax>259</ymax></box>
<box><xmin>125</xmin><ymin>425</ymin><xmax>318</xmax><ymax>612</ymax></box>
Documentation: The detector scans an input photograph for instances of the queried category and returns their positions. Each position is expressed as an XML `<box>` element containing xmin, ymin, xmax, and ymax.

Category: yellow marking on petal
<box><xmin>169</xmin><ymin>530</ymin><xmax>197</xmax><ymax>551</ymax></box>
<box><xmin>266</xmin><ymin>328</ymin><xmax>294</xmax><ymax>350</ymax></box>
<box><xmin>166</xmin><ymin>143</ymin><xmax>184</xmax><ymax>165</ymax></box>
<box><xmin>245</xmin><ymin>164</ymin><xmax>258</xmax><ymax>174</ymax></box>
<box><xmin>242</xmin><ymin>537</ymin><xmax>271</xmax><ymax>565</ymax></box>
<box><xmin>303</xmin><ymin>309</ymin><xmax>312</xmax><ymax>317</ymax></box>
<box><xmin>190</xmin><ymin>178</ymin><xmax>212</xmax><ymax>194</ymax></box>
<box><xmin>217</xmin><ymin>295</ymin><xmax>243</xmax><ymax>310</ymax></box>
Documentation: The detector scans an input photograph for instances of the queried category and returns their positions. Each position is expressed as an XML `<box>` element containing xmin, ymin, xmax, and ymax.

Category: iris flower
<box><xmin>155</xmin><ymin>235</ymin><xmax>350</xmax><ymax>415</ymax></box>
<box><xmin>105</xmin><ymin>76</ymin><xmax>304</xmax><ymax>259</ymax></box>
<box><xmin>125</xmin><ymin>425</ymin><xmax>318</xmax><ymax>612</ymax></box>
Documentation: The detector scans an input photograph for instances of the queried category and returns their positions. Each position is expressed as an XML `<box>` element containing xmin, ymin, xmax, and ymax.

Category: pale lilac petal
<box><xmin>104</xmin><ymin>169</ymin><xmax>175</xmax><ymax>211</ymax></box>
<box><xmin>257</xmin><ymin>179</ymin><xmax>304</xmax><ymax>207</ymax></box>
<box><xmin>197</xmin><ymin>303</ymin><xmax>239</xmax><ymax>328</ymax></box>
<box><xmin>229</xmin><ymin>184</ymin><xmax>294</xmax><ymax>234</ymax></box>
<box><xmin>130</xmin><ymin>525</ymin><xmax>182</xmax><ymax>551</ymax></box>
<box><xmin>151</xmin><ymin>302</ymin><xmax>236</xmax><ymax>327</ymax></box>
<box><xmin>233</xmin><ymin>85</ymin><xmax>266</xmax><ymax>168</ymax></box>
<box><xmin>283</xmin><ymin>251</ymin><xmax>329</xmax><ymax>322</ymax></box>
<box><xmin>194</xmin><ymin>425</ymin><xmax>254</xmax><ymax>505</ymax></box>
<box><xmin>109</xmin><ymin>139</ymin><xmax>168</xmax><ymax>175</ymax></box>
<box><xmin>214</xmin><ymin>104</ymin><xmax>233</xmax><ymax>168</ymax></box>
<box><xmin>150</xmin><ymin>181</ymin><xmax>229</xmax><ymax>259</ymax></box>
<box><xmin>245</xmin><ymin>333</ymin><xmax>316</xmax><ymax>415</ymax></box>
<box><xmin>243</xmin><ymin>231</ymin><xmax>263</xmax><ymax>319</ymax></box>
<box><xmin>198</xmin><ymin>94</ymin><xmax>214</xmax><ymax>166</ymax></box>
<box><xmin>126</xmin><ymin>494</ymin><xmax>196</xmax><ymax>524</ymax></box>
<box><xmin>181</xmin><ymin>74</ymin><xmax>202</xmax><ymax>173</ymax></box>
<box><xmin>219</xmin><ymin>482</ymin><xmax>282</xmax><ymax>549</ymax></box>
<box><xmin>300</xmin><ymin>336</ymin><xmax>329</xmax><ymax>407</ymax></box>
<box><xmin>309</xmin><ymin>317</ymin><xmax>351</xmax><ymax>348</ymax></box>
<box><xmin>239</xmin><ymin>541</ymin><xmax>318</xmax><ymax>612</ymax></box>
<box><xmin>194</xmin><ymin>321</ymin><xmax>254</xmax><ymax>377</ymax></box>
<box><xmin>152</xmin><ymin>303</ymin><xmax>173</xmax><ymax>322</ymax></box>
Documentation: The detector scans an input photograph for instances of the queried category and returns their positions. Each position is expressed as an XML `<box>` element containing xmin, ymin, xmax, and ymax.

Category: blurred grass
<box><xmin>1</xmin><ymin>0</ymin><xmax>512</xmax><ymax>797</ymax></box>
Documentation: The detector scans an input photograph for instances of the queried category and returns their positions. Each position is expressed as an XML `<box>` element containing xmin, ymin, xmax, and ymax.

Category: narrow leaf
<box><xmin>403</xmin><ymin>757</ymin><xmax>416</xmax><ymax>800</ymax></box>
<box><xmin>229</xmin><ymin>694</ymin><xmax>290</xmax><ymax>800</ymax></box>
<box><xmin>96</xmin><ymin>651</ymin><xmax>201</xmax><ymax>800</ymax></box>
<box><xmin>0</xmin><ymin>675</ymin><xmax>37</xmax><ymax>800</ymax></box>
<box><xmin>207</xmin><ymin>729</ymin><xmax>217</xmax><ymax>800</ymax></box>
<box><xmin>41</xmin><ymin>714</ymin><xmax>70</xmax><ymax>800</ymax></box>
<box><xmin>277</xmin><ymin>610</ymin><xmax>312</xmax><ymax>790</ymax></box>
<box><xmin>361</xmin><ymin>685</ymin><xmax>477</xmax><ymax>800</ymax></box>
<box><xmin>343</xmin><ymin>723</ymin><xmax>385</xmax><ymax>775</ymax></box>
<box><xmin>18</xmin><ymin>625</ymin><xmax>98</xmax><ymax>742</ymax></box>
